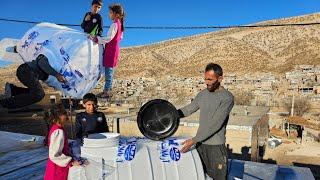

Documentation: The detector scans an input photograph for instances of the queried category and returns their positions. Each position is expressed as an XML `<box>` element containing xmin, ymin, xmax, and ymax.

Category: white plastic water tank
<box><xmin>68</xmin><ymin>133</ymin><xmax>205</xmax><ymax>180</ymax></box>
<box><xmin>83</xmin><ymin>133</ymin><xmax>120</xmax><ymax>148</ymax></box>
<box><xmin>16</xmin><ymin>23</ymin><xmax>104</xmax><ymax>98</ymax></box>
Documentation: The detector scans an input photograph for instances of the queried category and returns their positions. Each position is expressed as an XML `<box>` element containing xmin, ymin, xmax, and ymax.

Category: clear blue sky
<box><xmin>0</xmin><ymin>0</ymin><xmax>319</xmax><ymax>47</ymax></box>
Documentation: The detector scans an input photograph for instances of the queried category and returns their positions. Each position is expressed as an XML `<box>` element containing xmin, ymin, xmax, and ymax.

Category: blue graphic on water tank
<box><xmin>22</xmin><ymin>31</ymin><xmax>39</xmax><ymax>49</ymax></box>
<box><xmin>116</xmin><ymin>138</ymin><xmax>137</xmax><ymax>162</ymax></box>
<box><xmin>124</xmin><ymin>144</ymin><xmax>137</xmax><ymax>161</ymax></box>
<box><xmin>170</xmin><ymin>147</ymin><xmax>181</xmax><ymax>161</ymax></box>
<box><xmin>158</xmin><ymin>138</ymin><xmax>181</xmax><ymax>162</ymax></box>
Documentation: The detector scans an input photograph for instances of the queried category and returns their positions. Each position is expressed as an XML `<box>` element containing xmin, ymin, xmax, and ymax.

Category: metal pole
<box><xmin>117</xmin><ymin>118</ymin><xmax>120</xmax><ymax>133</ymax></box>
<box><xmin>69</xmin><ymin>96</ymin><xmax>74</xmax><ymax>139</ymax></box>
<box><xmin>288</xmin><ymin>122</ymin><xmax>290</xmax><ymax>138</ymax></box>
<box><xmin>291</xmin><ymin>93</ymin><xmax>295</xmax><ymax>116</ymax></box>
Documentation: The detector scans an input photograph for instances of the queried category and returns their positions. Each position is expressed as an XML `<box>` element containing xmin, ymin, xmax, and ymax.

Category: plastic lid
<box><xmin>137</xmin><ymin>99</ymin><xmax>180</xmax><ymax>140</ymax></box>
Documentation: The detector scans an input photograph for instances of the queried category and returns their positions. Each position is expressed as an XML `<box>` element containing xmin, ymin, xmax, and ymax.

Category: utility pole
<box><xmin>290</xmin><ymin>92</ymin><xmax>295</xmax><ymax>116</ymax></box>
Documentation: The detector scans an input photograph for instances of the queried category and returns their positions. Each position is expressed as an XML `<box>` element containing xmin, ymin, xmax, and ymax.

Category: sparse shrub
<box><xmin>234</xmin><ymin>90</ymin><xmax>254</xmax><ymax>106</ymax></box>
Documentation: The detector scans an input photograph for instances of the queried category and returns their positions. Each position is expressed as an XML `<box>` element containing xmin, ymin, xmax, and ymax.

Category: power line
<box><xmin>126</xmin><ymin>23</ymin><xmax>320</xmax><ymax>29</ymax></box>
<box><xmin>0</xmin><ymin>18</ymin><xmax>81</xmax><ymax>27</ymax></box>
<box><xmin>0</xmin><ymin>18</ymin><xmax>319</xmax><ymax>29</ymax></box>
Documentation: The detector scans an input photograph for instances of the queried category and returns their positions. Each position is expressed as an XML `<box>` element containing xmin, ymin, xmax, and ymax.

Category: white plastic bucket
<box><xmin>83</xmin><ymin>133</ymin><xmax>120</xmax><ymax>148</ymax></box>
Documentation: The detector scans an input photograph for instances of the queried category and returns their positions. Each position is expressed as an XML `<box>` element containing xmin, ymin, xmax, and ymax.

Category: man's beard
<box><xmin>207</xmin><ymin>81</ymin><xmax>220</xmax><ymax>92</ymax></box>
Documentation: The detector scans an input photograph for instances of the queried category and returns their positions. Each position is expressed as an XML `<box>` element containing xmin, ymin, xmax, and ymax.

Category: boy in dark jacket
<box><xmin>75</xmin><ymin>93</ymin><xmax>108</xmax><ymax>144</ymax></box>
<box><xmin>81</xmin><ymin>0</ymin><xmax>103</xmax><ymax>36</ymax></box>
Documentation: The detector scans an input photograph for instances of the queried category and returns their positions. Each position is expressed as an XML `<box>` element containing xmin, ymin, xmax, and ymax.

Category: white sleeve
<box><xmin>97</xmin><ymin>23</ymin><xmax>118</xmax><ymax>45</ymax></box>
<box><xmin>49</xmin><ymin>129</ymin><xmax>72</xmax><ymax>167</ymax></box>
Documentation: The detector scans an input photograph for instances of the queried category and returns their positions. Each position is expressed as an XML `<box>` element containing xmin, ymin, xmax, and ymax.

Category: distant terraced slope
<box><xmin>116</xmin><ymin>13</ymin><xmax>320</xmax><ymax>78</ymax></box>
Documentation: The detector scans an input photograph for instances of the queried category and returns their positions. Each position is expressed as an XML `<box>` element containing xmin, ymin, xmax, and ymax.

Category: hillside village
<box><xmin>106</xmin><ymin>64</ymin><xmax>320</xmax><ymax>108</ymax></box>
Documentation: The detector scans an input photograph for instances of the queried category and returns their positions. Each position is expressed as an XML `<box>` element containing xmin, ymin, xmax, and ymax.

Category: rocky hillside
<box><xmin>116</xmin><ymin>13</ymin><xmax>320</xmax><ymax>78</ymax></box>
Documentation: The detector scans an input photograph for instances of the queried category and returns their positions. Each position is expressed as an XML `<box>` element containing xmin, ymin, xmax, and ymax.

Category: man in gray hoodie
<box><xmin>179</xmin><ymin>63</ymin><xmax>234</xmax><ymax>180</ymax></box>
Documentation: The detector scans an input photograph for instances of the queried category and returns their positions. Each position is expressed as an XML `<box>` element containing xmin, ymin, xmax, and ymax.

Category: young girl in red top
<box><xmin>44</xmin><ymin>104</ymin><xmax>80</xmax><ymax>180</ymax></box>
<box><xmin>90</xmin><ymin>3</ymin><xmax>125</xmax><ymax>98</ymax></box>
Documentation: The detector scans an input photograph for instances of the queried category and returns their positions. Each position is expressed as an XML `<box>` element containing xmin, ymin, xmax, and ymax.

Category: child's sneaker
<box><xmin>6</xmin><ymin>46</ymin><xmax>17</xmax><ymax>53</ymax></box>
<box><xmin>97</xmin><ymin>90</ymin><xmax>111</xmax><ymax>99</ymax></box>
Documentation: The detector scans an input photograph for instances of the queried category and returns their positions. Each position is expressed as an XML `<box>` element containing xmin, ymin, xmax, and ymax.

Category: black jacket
<box><xmin>75</xmin><ymin>111</ymin><xmax>109</xmax><ymax>143</ymax></box>
<box><xmin>81</xmin><ymin>12</ymin><xmax>103</xmax><ymax>36</ymax></box>
<box><xmin>26</xmin><ymin>54</ymin><xmax>59</xmax><ymax>81</ymax></box>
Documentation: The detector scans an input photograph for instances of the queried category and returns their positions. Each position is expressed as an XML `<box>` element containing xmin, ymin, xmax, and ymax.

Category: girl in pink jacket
<box><xmin>44</xmin><ymin>104</ymin><xmax>80</xmax><ymax>180</ymax></box>
<box><xmin>90</xmin><ymin>3</ymin><xmax>125</xmax><ymax>98</ymax></box>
